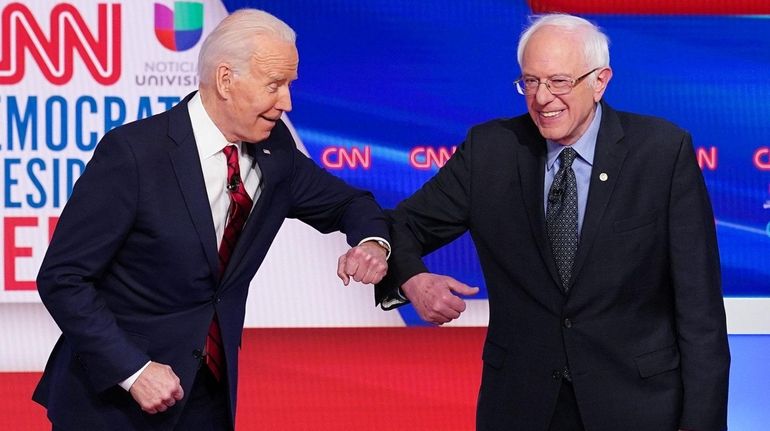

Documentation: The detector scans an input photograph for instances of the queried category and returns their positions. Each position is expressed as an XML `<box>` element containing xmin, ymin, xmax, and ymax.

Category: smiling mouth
<box><xmin>261</xmin><ymin>115</ymin><xmax>280</xmax><ymax>123</ymax></box>
<box><xmin>540</xmin><ymin>110</ymin><xmax>564</xmax><ymax>118</ymax></box>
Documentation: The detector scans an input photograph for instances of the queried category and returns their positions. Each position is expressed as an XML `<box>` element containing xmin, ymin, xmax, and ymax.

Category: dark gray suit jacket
<box><xmin>378</xmin><ymin>101</ymin><xmax>729</xmax><ymax>431</ymax></box>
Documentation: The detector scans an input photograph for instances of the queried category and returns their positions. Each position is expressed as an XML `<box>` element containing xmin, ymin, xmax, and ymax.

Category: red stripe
<box><xmin>528</xmin><ymin>0</ymin><xmax>770</xmax><ymax>15</ymax></box>
<box><xmin>206</xmin><ymin>318</ymin><xmax>225</xmax><ymax>381</ymax></box>
<box><xmin>6</xmin><ymin>328</ymin><xmax>484</xmax><ymax>430</ymax></box>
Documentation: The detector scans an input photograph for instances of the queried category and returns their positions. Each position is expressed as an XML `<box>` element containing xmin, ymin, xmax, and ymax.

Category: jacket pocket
<box><xmin>634</xmin><ymin>344</ymin><xmax>680</xmax><ymax>378</ymax></box>
<box><xmin>482</xmin><ymin>339</ymin><xmax>507</xmax><ymax>370</ymax></box>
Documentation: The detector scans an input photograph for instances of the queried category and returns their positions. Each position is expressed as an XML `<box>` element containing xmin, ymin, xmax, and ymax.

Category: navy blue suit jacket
<box><xmin>34</xmin><ymin>92</ymin><xmax>389</xmax><ymax>430</ymax></box>
<box><xmin>377</xmin><ymin>102</ymin><xmax>729</xmax><ymax>431</ymax></box>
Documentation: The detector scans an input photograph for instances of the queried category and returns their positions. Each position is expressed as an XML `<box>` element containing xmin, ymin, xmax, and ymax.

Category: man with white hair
<box><xmin>377</xmin><ymin>13</ymin><xmax>729</xmax><ymax>431</ymax></box>
<box><xmin>34</xmin><ymin>9</ymin><xmax>390</xmax><ymax>431</ymax></box>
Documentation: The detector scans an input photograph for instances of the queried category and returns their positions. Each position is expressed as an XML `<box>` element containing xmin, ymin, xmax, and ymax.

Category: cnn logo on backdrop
<box><xmin>0</xmin><ymin>2</ymin><xmax>121</xmax><ymax>85</ymax></box>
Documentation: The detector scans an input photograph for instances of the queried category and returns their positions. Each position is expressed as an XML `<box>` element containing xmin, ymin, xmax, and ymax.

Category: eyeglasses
<box><xmin>514</xmin><ymin>67</ymin><xmax>601</xmax><ymax>96</ymax></box>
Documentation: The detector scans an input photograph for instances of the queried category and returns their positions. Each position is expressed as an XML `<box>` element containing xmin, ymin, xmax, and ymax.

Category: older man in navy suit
<box><xmin>34</xmin><ymin>9</ymin><xmax>390</xmax><ymax>431</ymax></box>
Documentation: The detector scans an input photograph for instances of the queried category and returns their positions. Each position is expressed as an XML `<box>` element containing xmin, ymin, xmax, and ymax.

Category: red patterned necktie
<box><xmin>206</xmin><ymin>144</ymin><xmax>253</xmax><ymax>381</ymax></box>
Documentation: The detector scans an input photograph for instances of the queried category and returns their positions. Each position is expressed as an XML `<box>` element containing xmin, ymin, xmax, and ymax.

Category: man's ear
<box><xmin>592</xmin><ymin>67</ymin><xmax>613</xmax><ymax>102</ymax></box>
<box><xmin>215</xmin><ymin>63</ymin><xmax>234</xmax><ymax>99</ymax></box>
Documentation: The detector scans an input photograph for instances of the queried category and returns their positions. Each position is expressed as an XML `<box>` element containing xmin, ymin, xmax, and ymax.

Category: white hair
<box><xmin>517</xmin><ymin>14</ymin><xmax>610</xmax><ymax>83</ymax></box>
<box><xmin>197</xmin><ymin>9</ymin><xmax>296</xmax><ymax>85</ymax></box>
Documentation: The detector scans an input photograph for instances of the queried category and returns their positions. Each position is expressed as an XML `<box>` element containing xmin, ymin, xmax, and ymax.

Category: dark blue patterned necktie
<box><xmin>546</xmin><ymin>147</ymin><xmax>578</xmax><ymax>292</ymax></box>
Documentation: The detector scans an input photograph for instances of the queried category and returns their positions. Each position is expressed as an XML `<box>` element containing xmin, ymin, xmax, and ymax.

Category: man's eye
<box><xmin>523</xmin><ymin>78</ymin><xmax>539</xmax><ymax>87</ymax></box>
<box><xmin>550</xmin><ymin>78</ymin><xmax>571</xmax><ymax>87</ymax></box>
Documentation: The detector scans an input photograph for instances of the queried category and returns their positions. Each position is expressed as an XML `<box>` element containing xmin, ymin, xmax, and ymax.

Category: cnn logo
<box><xmin>0</xmin><ymin>3</ymin><xmax>121</xmax><ymax>85</ymax></box>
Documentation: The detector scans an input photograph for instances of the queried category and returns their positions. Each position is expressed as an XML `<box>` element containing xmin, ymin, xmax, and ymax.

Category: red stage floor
<box><xmin>1</xmin><ymin>327</ymin><xmax>485</xmax><ymax>430</ymax></box>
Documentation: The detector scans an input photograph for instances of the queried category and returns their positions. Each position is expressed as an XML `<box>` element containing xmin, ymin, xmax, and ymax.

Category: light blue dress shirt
<box><xmin>543</xmin><ymin>103</ymin><xmax>603</xmax><ymax>236</ymax></box>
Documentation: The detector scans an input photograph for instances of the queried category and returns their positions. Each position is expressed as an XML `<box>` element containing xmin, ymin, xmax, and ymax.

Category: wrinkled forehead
<box><xmin>249</xmin><ymin>35</ymin><xmax>299</xmax><ymax>76</ymax></box>
<box><xmin>250</xmin><ymin>35</ymin><xmax>298</xmax><ymax>62</ymax></box>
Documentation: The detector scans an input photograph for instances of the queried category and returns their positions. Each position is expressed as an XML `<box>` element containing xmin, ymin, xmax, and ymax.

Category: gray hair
<box><xmin>197</xmin><ymin>9</ymin><xmax>296</xmax><ymax>85</ymax></box>
<box><xmin>516</xmin><ymin>14</ymin><xmax>609</xmax><ymax>81</ymax></box>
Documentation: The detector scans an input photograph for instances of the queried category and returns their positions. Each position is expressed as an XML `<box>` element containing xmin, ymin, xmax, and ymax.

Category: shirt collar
<box><xmin>188</xmin><ymin>91</ymin><xmax>240</xmax><ymax>160</ymax></box>
<box><xmin>545</xmin><ymin>103</ymin><xmax>602</xmax><ymax>171</ymax></box>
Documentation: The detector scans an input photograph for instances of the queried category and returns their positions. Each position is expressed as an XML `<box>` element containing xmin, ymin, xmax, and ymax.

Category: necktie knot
<box><xmin>223</xmin><ymin>145</ymin><xmax>241</xmax><ymax>192</ymax></box>
<box><xmin>222</xmin><ymin>144</ymin><xmax>238</xmax><ymax>160</ymax></box>
<box><xmin>559</xmin><ymin>147</ymin><xmax>577</xmax><ymax>169</ymax></box>
<box><xmin>223</xmin><ymin>145</ymin><xmax>240</xmax><ymax>178</ymax></box>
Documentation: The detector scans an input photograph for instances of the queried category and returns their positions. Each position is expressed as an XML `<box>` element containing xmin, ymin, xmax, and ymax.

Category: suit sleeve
<box><xmin>668</xmin><ymin>133</ymin><xmax>730</xmax><ymax>431</ymax></box>
<box><xmin>36</xmin><ymin>132</ymin><xmax>151</xmax><ymax>393</ymax></box>
<box><xmin>375</xmin><ymin>129</ymin><xmax>474</xmax><ymax>308</ymax></box>
<box><xmin>287</xmin><ymin>146</ymin><xmax>389</xmax><ymax>246</ymax></box>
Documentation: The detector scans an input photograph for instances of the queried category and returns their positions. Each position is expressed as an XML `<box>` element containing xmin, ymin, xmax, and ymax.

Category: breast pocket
<box><xmin>612</xmin><ymin>211</ymin><xmax>658</xmax><ymax>234</ymax></box>
<box><xmin>590</xmin><ymin>211</ymin><xmax>661</xmax><ymax>285</ymax></box>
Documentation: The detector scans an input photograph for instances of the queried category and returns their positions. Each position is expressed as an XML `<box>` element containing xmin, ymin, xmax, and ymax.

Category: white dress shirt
<box><xmin>188</xmin><ymin>92</ymin><xmax>261</xmax><ymax>245</ymax></box>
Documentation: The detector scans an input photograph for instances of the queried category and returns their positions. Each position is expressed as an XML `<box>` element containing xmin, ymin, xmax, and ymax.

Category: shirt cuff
<box><xmin>380</xmin><ymin>287</ymin><xmax>408</xmax><ymax>310</ymax></box>
<box><xmin>119</xmin><ymin>361</ymin><xmax>151</xmax><ymax>391</ymax></box>
<box><xmin>358</xmin><ymin>237</ymin><xmax>391</xmax><ymax>260</ymax></box>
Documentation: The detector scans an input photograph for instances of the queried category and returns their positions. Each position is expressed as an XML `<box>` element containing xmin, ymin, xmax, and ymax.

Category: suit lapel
<box><xmin>570</xmin><ymin>102</ymin><xmax>628</xmax><ymax>287</ymax></box>
<box><xmin>167</xmin><ymin>93</ymin><xmax>220</xmax><ymax>280</ymax></box>
<box><xmin>514</xmin><ymin>119</ymin><xmax>563</xmax><ymax>289</ymax></box>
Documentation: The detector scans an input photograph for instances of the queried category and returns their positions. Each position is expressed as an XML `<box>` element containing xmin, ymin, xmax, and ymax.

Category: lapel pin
<box><xmin>599</xmin><ymin>172</ymin><xmax>608</xmax><ymax>182</ymax></box>
<box><xmin>262</xmin><ymin>148</ymin><xmax>271</xmax><ymax>155</ymax></box>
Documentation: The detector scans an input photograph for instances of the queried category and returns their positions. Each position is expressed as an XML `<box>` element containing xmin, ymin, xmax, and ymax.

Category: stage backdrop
<box><xmin>1</xmin><ymin>0</ymin><xmax>768</xmax><ymax>428</ymax></box>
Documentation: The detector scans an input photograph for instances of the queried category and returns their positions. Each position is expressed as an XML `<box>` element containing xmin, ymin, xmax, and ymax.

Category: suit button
<box><xmin>563</xmin><ymin>318</ymin><xmax>572</xmax><ymax>328</ymax></box>
<box><xmin>192</xmin><ymin>349</ymin><xmax>203</xmax><ymax>359</ymax></box>
<box><xmin>552</xmin><ymin>370</ymin><xmax>561</xmax><ymax>380</ymax></box>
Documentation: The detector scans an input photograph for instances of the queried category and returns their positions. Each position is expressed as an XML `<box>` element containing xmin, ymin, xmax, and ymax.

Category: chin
<box><xmin>536</xmin><ymin>129</ymin><xmax>560</xmax><ymax>142</ymax></box>
<box><xmin>248</xmin><ymin>130</ymin><xmax>272</xmax><ymax>143</ymax></box>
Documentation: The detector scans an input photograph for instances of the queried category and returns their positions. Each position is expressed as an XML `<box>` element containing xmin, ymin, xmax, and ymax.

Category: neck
<box><xmin>198</xmin><ymin>87</ymin><xmax>239</xmax><ymax>143</ymax></box>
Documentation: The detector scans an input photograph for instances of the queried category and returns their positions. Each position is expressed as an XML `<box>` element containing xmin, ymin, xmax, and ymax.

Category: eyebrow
<box><xmin>522</xmin><ymin>73</ymin><xmax>574</xmax><ymax>78</ymax></box>
<box><xmin>265</xmin><ymin>71</ymin><xmax>298</xmax><ymax>81</ymax></box>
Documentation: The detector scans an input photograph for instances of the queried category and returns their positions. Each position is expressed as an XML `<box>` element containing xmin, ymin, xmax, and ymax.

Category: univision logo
<box><xmin>154</xmin><ymin>1</ymin><xmax>203</xmax><ymax>52</ymax></box>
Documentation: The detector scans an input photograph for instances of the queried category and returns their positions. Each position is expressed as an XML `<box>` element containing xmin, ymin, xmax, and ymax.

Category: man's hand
<box><xmin>402</xmin><ymin>273</ymin><xmax>479</xmax><ymax>325</ymax></box>
<box><xmin>337</xmin><ymin>241</ymin><xmax>388</xmax><ymax>285</ymax></box>
<box><xmin>129</xmin><ymin>361</ymin><xmax>184</xmax><ymax>414</ymax></box>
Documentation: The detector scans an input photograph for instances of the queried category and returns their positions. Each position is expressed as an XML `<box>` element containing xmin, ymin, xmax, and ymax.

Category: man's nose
<box><xmin>534</xmin><ymin>82</ymin><xmax>555</xmax><ymax>105</ymax></box>
<box><xmin>275</xmin><ymin>86</ymin><xmax>292</xmax><ymax>112</ymax></box>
